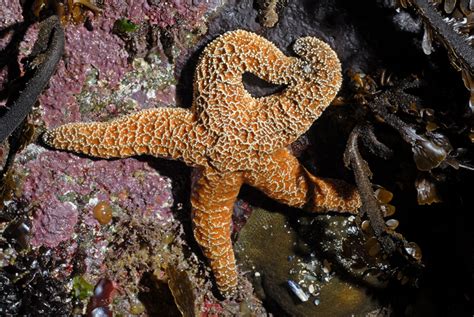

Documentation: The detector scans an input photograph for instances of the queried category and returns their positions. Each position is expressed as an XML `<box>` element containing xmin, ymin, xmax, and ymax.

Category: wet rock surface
<box><xmin>1</xmin><ymin>0</ymin><xmax>473</xmax><ymax>316</ymax></box>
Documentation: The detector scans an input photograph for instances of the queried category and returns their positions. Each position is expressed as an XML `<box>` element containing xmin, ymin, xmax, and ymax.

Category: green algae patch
<box><xmin>72</xmin><ymin>276</ymin><xmax>94</xmax><ymax>300</ymax></box>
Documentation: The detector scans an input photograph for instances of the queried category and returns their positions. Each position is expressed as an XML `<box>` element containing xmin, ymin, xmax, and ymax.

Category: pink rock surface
<box><xmin>19</xmin><ymin>149</ymin><xmax>174</xmax><ymax>248</ymax></box>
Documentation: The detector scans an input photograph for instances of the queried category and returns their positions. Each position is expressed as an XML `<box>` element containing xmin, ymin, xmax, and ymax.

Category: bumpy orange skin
<box><xmin>43</xmin><ymin>30</ymin><xmax>361</xmax><ymax>297</ymax></box>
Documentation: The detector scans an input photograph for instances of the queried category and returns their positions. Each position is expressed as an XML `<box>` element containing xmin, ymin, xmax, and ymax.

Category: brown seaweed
<box><xmin>344</xmin><ymin>124</ymin><xmax>396</xmax><ymax>253</ymax></box>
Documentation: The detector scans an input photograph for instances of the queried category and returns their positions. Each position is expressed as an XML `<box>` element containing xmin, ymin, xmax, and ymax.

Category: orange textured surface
<box><xmin>43</xmin><ymin>30</ymin><xmax>361</xmax><ymax>296</ymax></box>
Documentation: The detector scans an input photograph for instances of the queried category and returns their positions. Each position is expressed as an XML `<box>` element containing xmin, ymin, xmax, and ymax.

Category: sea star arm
<box><xmin>253</xmin><ymin>36</ymin><xmax>343</xmax><ymax>152</ymax></box>
<box><xmin>191</xmin><ymin>167</ymin><xmax>244</xmax><ymax>296</ymax></box>
<box><xmin>43</xmin><ymin>107</ymin><xmax>206</xmax><ymax>166</ymax></box>
<box><xmin>245</xmin><ymin>148</ymin><xmax>361</xmax><ymax>213</ymax></box>
<box><xmin>192</xmin><ymin>30</ymin><xmax>343</xmax><ymax>157</ymax></box>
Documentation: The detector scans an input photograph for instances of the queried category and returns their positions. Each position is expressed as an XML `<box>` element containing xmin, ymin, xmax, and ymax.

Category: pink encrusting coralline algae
<box><xmin>19</xmin><ymin>149</ymin><xmax>174</xmax><ymax>248</ymax></box>
<box><xmin>0</xmin><ymin>0</ymin><xmax>23</xmax><ymax>107</ymax></box>
<box><xmin>38</xmin><ymin>20</ymin><xmax>130</xmax><ymax>127</ymax></box>
<box><xmin>35</xmin><ymin>0</ymin><xmax>221</xmax><ymax>127</ymax></box>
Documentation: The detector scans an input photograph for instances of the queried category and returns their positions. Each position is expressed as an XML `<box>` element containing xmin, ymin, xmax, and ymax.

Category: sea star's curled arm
<box><xmin>191</xmin><ymin>30</ymin><xmax>343</xmax><ymax>170</ymax></box>
<box><xmin>191</xmin><ymin>168</ymin><xmax>243</xmax><ymax>296</ymax></box>
<box><xmin>254</xmin><ymin>36</ymin><xmax>343</xmax><ymax>151</ymax></box>
<box><xmin>43</xmin><ymin>108</ymin><xmax>206</xmax><ymax>166</ymax></box>
<box><xmin>245</xmin><ymin>148</ymin><xmax>361</xmax><ymax>213</ymax></box>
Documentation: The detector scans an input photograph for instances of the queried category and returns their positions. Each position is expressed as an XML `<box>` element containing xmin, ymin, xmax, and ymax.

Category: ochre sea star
<box><xmin>43</xmin><ymin>30</ymin><xmax>361</xmax><ymax>297</ymax></box>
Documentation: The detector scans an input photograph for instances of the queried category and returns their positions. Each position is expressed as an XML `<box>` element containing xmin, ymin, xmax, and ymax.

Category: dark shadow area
<box><xmin>138</xmin><ymin>272</ymin><xmax>182</xmax><ymax>317</ymax></box>
<box><xmin>242</xmin><ymin>72</ymin><xmax>287</xmax><ymax>98</ymax></box>
<box><xmin>145</xmin><ymin>157</ymin><xmax>194</xmax><ymax>242</ymax></box>
<box><xmin>175</xmin><ymin>45</ymin><xmax>205</xmax><ymax>108</ymax></box>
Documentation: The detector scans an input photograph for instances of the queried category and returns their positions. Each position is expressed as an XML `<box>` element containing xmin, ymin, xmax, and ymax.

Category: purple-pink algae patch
<box><xmin>0</xmin><ymin>0</ymin><xmax>23</xmax><ymax>106</ymax></box>
<box><xmin>31</xmin><ymin>199</ymin><xmax>78</xmax><ymax>248</ymax></box>
<box><xmin>19</xmin><ymin>149</ymin><xmax>174</xmax><ymax>248</ymax></box>
<box><xmin>107</xmin><ymin>0</ymin><xmax>211</xmax><ymax>28</ymax></box>
<box><xmin>0</xmin><ymin>0</ymin><xmax>23</xmax><ymax>27</ymax></box>
<box><xmin>38</xmin><ymin>0</ymin><xmax>217</xmax><ymax>128</ymax></box>
<box><xmin>39</xmin><ymin>22</ymin><xmax>130</xmax><ymax>127</ymax></box>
